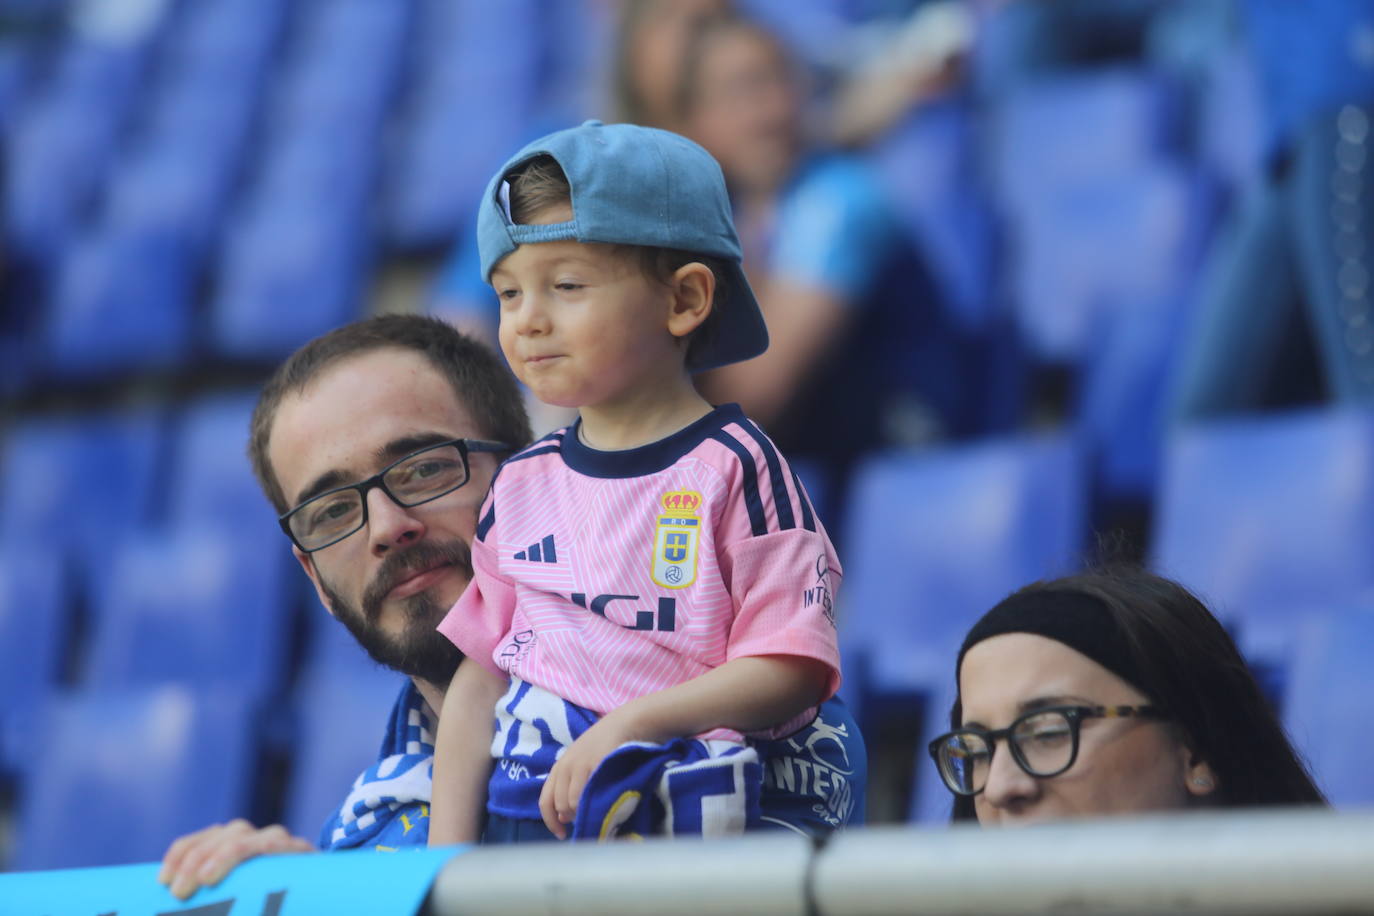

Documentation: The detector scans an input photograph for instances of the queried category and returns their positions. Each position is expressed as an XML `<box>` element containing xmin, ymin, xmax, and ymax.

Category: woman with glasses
<box><xmin>928</xmin><ymin>568</ymin><xmax>1326</xmax><ymax>824</ymax></box>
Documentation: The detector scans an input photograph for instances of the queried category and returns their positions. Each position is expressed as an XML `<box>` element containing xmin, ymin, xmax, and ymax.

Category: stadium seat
<box><xmin>1282</xmin><ymin>604</ymin><xmax>1374</xmax><ymax>807</ymax></box>
<box><xmin>10</xmin><ymin>685</ymin><xmax>261</xmax><ymax>870</ymax></box>
<box><xmin>986</xmin><ymin>69</ymin><xmax>1175</xmax><ymax>214</ymax></box>
<box><xmin>1151</xmin><ymin>408</ymin><xmax>1374</xmax><ymax>663</ymax></box>
<box><xmin>0</xmin><ymin>408</ymin><xmax>165</xmax><ymax>581</ymax></box>
<box><xmin>0</xmin><ymin>549</ymin><xmax>68</xmax><ymax>774</ymax></box>
<box><xmin>867</xmin><ymin>98</ymin><xmax>998</xmax><ymax>335</ymax></box>
<box><xmin>3</xmin><ymin>35</ymin><xmax>152</xmax><ymax>264</ymax></box>
<box><xmin>165</xmin><ymin>391</ymin><xmax>276</xmax><ymax>533</ymax></box>
<box><xmin>209</xmin><ymin>201</ymin><xmax>369</xmax><ymax>361</ymax></box>
<box><xmin>838</xmin><ymin>434</ymin><xmax>1086</xmax><ymax>708</ymax></box>
<box><xmin>909</xmin><ymin>678</ymin><xmax>959</xmax><ymax>826</ymax></box>
<box><xmin>283</xmin><ymin>667</ymin><xmax>408</xmax><ymax>843</ymax></box>
<box><xmin>1077</xmin><ymin>290</ymin><xmax>1193</xmax><ymax>502</ymax></box>
<box><xmin>1007</xmin><ymin>163</ymin><xmax>1199</xmax><ymax>363</ymax></box>
<box><xmin>84</xmin><ymin>527</ymin><xmax>294</xmax><ymax>694</ymax></box>
<box><xmin>44</xmin><ymin>223</ymin><xmax>195</xmax><ymax>378</ymax></box>
<box><xmin>381</xmin><ymin>0</ymin><xmax>552</xmax><ymax>249</ymax></box>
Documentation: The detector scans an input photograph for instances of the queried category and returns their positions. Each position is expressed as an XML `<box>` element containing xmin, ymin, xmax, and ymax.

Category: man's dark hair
<box><xmin>947</xmin><ymin>566</ymin><xmax>1327</xmax><ymax>820</ymax></box>
<box><xmin>249</xmin><ymin>314</ymin><xmax>533</xmax><ymax>514</ymax></box>
<box><xmin>505</xmin><ymin>154</ymin><xmax>731</xmax><ymax>367</ymax></box>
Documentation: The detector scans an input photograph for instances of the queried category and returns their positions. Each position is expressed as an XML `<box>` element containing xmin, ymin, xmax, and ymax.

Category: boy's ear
<box><xmin>666</xmin><ymin>262</ymin><xmax>715</xmax><ymax>339</ymax></box>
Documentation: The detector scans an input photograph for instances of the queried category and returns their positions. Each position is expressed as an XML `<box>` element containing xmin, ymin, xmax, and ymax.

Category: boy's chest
<box><xmin>495</xmin><ymin>472</ymin><xmax>729</xmax><ymax>620</ymax></box>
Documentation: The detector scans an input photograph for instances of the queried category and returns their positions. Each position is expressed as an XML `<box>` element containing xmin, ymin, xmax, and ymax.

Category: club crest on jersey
<box><xmin>652</xmin><ymin>490</ymin><xmax>701</xmax><ymax>589</ymax></box>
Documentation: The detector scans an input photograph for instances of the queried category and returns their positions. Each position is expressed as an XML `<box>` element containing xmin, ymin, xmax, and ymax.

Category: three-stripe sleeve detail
<box><xmin>709</xmin><ymin>430</ymin><xmax>768</xmax><ymax>537</ymax></box>
<box><xmin>789</xmin><ymin>468</ymin><xmax>817</xmax><ymax>532</ymax></box>
<box><xmin>737</xmin><ymin>420</ymin><xmax>797</xmax><ymax>532</ymax></box>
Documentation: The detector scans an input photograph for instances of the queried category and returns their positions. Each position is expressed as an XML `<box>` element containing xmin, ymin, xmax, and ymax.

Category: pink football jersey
<box><xmin>438</xmin><ymin>404</ymin><xmax>842</xmax><ymax>739</ymax></box>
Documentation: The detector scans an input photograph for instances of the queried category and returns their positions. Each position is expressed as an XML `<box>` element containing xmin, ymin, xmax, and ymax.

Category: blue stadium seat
<box><xmin>909</xmin><ymin>678</ymin><xmax>959</xmax><ymax>826</ymax></box>
<box><xmin>0</xmin><ymin>409</ymin><xmax>165</xmax><ymax>585</ymax></box>
<box><xmin>166</xmin><ymin>391</ymin><xmax>276</xmax><ymax>532</ymax></box>
<box><xmin>252</xmin><ymin>131</ymin><xmax>377</xmax><ymax>217</ymax></box>
<box><xmin>284</xmin><ymin>668</ymin><xmax>408</xmax><ymax>843</ymax></box>
<box><xmin>1077</xmin><ymin>291</ymin><xmax>1193</xmax><ymax>502</ymax></box>
<box><xmin>11</xmin><ymin>685</ymin><xmax>260</xmax><ymax>870</ymax></box>
<box><xmin>209</xmin><ymin>201</ymin><xmax>369</xmax><ymax>361</ymax></box>
<box><xmin>381</xmin><ymin>0</ymin><xmax>551</xmax><ymax>249</ymax></box>
<box><xmin>84</xmin><ymin>527</ymin><xmax>294</xmax><ymax>694</ymax></box>
<box><xmin>987</xmin><ymin>69</ymin><xmax>1175</xmax><ymax>213</ymax></box>
<box><xmin>1007</xmin><ymin>163</ymin><xmax>1199</xmax><ymax>363</ymax></box>
<box><xmin>44</xmin><ymin>223</ymin><xmax>195</xmax><ymax>378</ymax></box>
<box><xmin>0</xmin><ymin>548</ymin><xmax>68</xmax><ymax>774</ymax></box>
<box><xmin>3</xmin><ymin>36</ymin><xmax>152</xmax><ymax>264</ymax></box>
<box><xmin>838</xmin><ymin>434</ymin><xmax>1086</xmax><ymax>710</ymax></box>
<box><xmin>1151</xmin><ymin>408</ymin><xmax>1374</xmax><ymax>663</ymax></box>
<box><xmin>1282</xmin><ymin>605</ymin><xmax>1374</xmax><ymax>808</ymax></box>
<box><xmin>867</xmin><ymin>98</ymin><xmax>999</xmax><ymax>335</ymax></box>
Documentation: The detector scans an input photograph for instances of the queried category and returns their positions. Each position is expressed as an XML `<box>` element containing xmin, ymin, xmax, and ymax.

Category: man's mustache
<box><xmin>360</xmin><ymin>539</ymin><xmax>474</xmax><ymax>620</ymax></box>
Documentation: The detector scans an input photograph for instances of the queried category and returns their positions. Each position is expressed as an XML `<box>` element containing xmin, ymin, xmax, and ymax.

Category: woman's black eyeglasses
<box><xmin>928</xmin><ymin>705</ymin><xmax>1165</xmax><ymax>797</ymax></box>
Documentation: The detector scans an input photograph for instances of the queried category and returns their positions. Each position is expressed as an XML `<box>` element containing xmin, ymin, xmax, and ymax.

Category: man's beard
<box><xmin>319</xmin><ymin>539</ymin><xmax>470</xmax><ymax>686</ymax></box>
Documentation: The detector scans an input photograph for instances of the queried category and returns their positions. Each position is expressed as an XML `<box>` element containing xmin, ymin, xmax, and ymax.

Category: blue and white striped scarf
<box><xmin>321</xmin><ymin>681</ymin><xmax>435</xmax><ymax>850</ymax></box>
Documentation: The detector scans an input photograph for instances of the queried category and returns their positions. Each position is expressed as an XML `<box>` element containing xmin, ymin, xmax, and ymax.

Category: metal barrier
<box><xmin>427</xmin><ymin>808</ymin><xmax>1374</xmax><ymax>915</ymax></box>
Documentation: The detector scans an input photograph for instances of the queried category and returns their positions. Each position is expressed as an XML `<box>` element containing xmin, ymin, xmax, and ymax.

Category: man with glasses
<box><xmin>159</xmin><ymin>315</ymin><xmax>866</xmax><ymax>900</ymax></box>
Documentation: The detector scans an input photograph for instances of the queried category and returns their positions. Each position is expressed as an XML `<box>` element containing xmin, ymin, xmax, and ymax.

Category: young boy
<box><xmin>429</xmin><ymin>121</ymin><xmax>843</xmax><ymax>844</ymax></box>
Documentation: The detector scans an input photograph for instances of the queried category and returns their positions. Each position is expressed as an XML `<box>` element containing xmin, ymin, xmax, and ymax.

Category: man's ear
<box><xmin>293</xmin><ymin>546</ymin><xmax>337</xmax><ymax>619</ymax></box>
<box><xmin>666</xmin><ymin>262</ymin><xmax>715</xmax><ymax>340</ymax></box>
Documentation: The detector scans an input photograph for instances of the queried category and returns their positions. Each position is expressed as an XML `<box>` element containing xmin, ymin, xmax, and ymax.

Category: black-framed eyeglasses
<box><xmin>279</xmin><ymin>438</ymin><xmax>514</xmax><ymax>552</ymax></box>
<box><xmin>927</xmin><ymin>705</ymin><xmax>1165</xmax><ymax>797</ymax></box>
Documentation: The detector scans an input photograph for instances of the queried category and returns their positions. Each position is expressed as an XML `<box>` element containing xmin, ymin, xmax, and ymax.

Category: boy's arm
<box><xmin>429</xmin><ymin>658</ymin><xmax>509</xmax><ymax>845</ymax></box>
<box><xmin>538</xmin><ymin>653</ymin><xmax>829</xmax><ymax>838</ymax></box>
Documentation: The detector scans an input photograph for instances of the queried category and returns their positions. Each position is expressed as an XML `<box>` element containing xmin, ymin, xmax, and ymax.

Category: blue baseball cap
<box><xmin>476</xmin><ymin>120</ymin><xmax>769</xmax><ymax>372</ymax></box>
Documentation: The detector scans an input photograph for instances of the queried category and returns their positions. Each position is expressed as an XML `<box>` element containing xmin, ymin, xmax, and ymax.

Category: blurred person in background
<box><xmin>929</xmin><ymin>568</ymin><xmax>1326</xmax><ymax>824</ymax></box>
<box><xmin>1170</xmin><ymin>0</ymin><xmax>1374</xmax><ymax>421</ymax></box>
<box><xmin>158</xmin><ymin>314</ymin><xmax>866</xmax><ymax>900</ymax></box>
<box><xmin>667</xmin><ymin>12</ymin><xmax>973</xmax><ymax>528</ymax></box>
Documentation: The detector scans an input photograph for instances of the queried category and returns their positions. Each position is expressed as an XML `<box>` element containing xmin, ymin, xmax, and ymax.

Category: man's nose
<box><xmin>981</xmin><ymin>740</ymin><xmax>1040</xmax><ymax>809</ymax></box>
<box><xmin>365</xmin><ymin>486</ymin><xmax>424</xmax><ymax>555</ymax></box>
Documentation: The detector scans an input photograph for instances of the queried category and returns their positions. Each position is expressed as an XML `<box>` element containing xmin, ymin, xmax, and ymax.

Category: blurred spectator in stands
<box><xmin>1170</xmin><ymin>0</ymin><xmax>1374</xmax><ymax>421</ymax></box>
<box><xmin>612</xmin><ymin>0</ymin><xmax>729</xmax><ymax>131</ymax></box>
<box><xmin>668</xmin><ymin>13</ymin><xmax>971</xmax><ymax>528</ymax></box>
<box><xmin>828</xmin><ymin>0</ymin><xmax>973</xmax><ymax>149</ymax></box>
<box><xmin>929</xmin><ymin>568</ymin><xmax>1326</xmax><ymax>824</ymax></box>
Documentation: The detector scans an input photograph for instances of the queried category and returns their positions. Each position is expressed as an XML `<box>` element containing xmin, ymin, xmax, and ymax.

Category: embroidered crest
<box><xmin>652</xmin><ymin>490</ymin><xmax>701</xmax><ymax>589</ymax></box>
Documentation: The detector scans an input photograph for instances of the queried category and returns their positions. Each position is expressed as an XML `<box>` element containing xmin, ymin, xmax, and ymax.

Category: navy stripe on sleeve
<box><xmin>789</xmin><ymin>468</ymin><xmax>817</xmax><ymax>532</ymax></box>
<box><xmin>476</xmin><ymin>502</ymin><xmax>496</xmax><ymax>541</ymax></box>
<box><xmin>710</xmin><ymin>430</ymin><xmax>768</xmax><ymax>537</ymax></box>
<box><xmin>736</xmin><ymin>420</ymin><xmax>797</xmax><ymax>532</ymax></box>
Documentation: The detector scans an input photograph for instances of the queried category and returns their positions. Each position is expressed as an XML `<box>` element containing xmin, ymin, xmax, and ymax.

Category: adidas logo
<box><xmin>513</xmin><ymin>534</ymin><xmax>557</xmax><ymax>563</ymax></box>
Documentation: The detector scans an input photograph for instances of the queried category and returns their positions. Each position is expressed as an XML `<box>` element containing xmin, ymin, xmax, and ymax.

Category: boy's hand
<box><xmin>538</xmin><ymin>709</ymin><xmax>644</xmax><ymax>839</ymax></box>
<box><xmin>158</xmin><ymin>820</ymin><xmax>314</xmax><ymax>900</ymax></box>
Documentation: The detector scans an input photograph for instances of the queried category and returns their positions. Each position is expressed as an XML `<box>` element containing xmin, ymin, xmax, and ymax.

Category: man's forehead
<box><xmin>268</xmin><ymin>349</ymin><xmax>479</xmax><ymax>500</ymax></box>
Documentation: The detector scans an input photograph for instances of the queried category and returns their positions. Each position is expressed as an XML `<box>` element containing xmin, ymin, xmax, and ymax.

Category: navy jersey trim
<box><xmin>505</xmin><ymin>430</ymin><xmax>565</xmax><ymax>466</ymax></box>
<box><xmin>476</xmin><ymin>502</ymin><xmax>496</xmax><ymax>541</ymax></box>
<box><xmin>709</xmin><ymin>430</ymin><xmax>768</xmax><ymax>537</ymax></box>
<box><xmin>736</xmin><ymin>419</ymin><xmax>796</xmax><ymax>532</ymax></box>
<box><xmin>789</xmin><ymin>468</ymin><xmax>817</xmax><ymax>532</ymax></box>
<box><xmin>560</xmin><ymin>403</ymin><xmax>748</xmax><ymax>478</ymax></box>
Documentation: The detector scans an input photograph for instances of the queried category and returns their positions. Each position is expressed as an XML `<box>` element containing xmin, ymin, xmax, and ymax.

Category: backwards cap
<box><xmin>476</xmin><ymin>120</ymin><xmax>769</xmax><ymax>372</ymax></box>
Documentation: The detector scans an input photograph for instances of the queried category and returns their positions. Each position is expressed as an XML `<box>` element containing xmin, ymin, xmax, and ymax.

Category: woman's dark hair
<box><xmin>948</xmin><ymin>567</ymin><xmax>1327</xmax><ymax>820</ymax></box>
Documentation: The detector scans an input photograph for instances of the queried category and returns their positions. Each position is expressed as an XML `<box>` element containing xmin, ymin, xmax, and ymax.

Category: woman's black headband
<box><xmin>956</xmin><ymin>589</ymin><xmax>1150</xmax><ymax>699</ymax></box>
